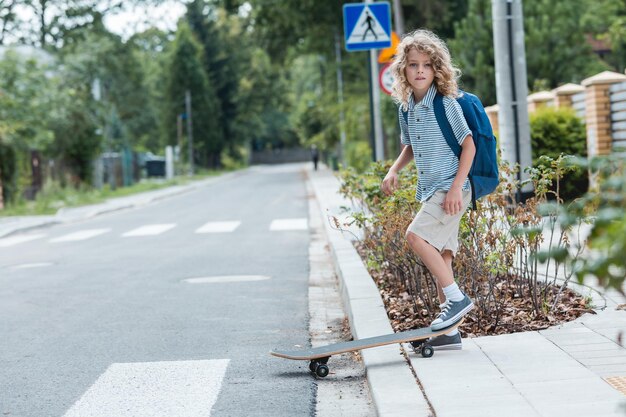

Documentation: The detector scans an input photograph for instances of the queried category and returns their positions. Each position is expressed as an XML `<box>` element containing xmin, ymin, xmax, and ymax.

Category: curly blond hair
<box><xmin>390</xmin><ymin>29</ymin><xmax>461</xmax><ymax>110</ymax></box>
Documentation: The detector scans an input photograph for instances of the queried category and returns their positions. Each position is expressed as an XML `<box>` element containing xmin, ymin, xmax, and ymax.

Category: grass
<box><xmin>0</xmin><ymin>168</ymin><xmax>226</xmax><ymax>217</ymax></box>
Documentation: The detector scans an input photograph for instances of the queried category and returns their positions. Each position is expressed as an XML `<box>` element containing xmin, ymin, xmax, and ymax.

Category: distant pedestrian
<box><xmin>381</xmin><ymin>29</ymin><xmax>476</xmax><ymax>351</ymax></box>
<box><xmin>311</xmin><ymin>145</ymin><xmax>319</xmax><ymax>171</ymax></box>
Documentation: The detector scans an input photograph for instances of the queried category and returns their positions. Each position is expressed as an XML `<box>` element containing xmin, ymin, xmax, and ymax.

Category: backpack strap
<box><xmin>432</xmin><ymin>93</ymin><xmax>461</xmax><ymax>159</ymax></box>
<box><xmin>433</xmin><ymin>93</ymin><xmax>478</xmax><ymax>210</ymax></box>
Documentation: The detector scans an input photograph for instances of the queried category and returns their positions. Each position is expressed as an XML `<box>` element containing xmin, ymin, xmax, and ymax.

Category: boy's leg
<box><xmin>436</xmin><ymin>250</ymin><xmax>453</xmax><ymax>304</ymax></box>
<box><xmin>439</xmin><ymin>250</ymin><xmax>459</xmax><ymax>337</ymax></box>
<box><xmin>406</xmin><ymin>232</ymin><xmax>454</xmax><ymax>287</ymax></box>
<box><xmin>406</xmin><ymin>232</ymin><xmax>473</xmax><ymax>330</ymax></box>
<box><xmin>409</xmin><ymin>246</ymin><xmax>462</xmax><ymax>350</ymax></box>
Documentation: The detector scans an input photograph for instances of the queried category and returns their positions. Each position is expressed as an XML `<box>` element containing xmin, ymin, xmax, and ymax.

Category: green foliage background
<box><xmin>1</xmin><ymin>0</ymin><xmax>626</xmax><ymax>204</ymax></box>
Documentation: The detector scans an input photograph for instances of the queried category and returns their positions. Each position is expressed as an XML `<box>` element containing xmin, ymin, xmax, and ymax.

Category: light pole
<box><xmin>185</xmin><ymin>90</ymin><xmax>194</xmax><ymax>176</ymax></box>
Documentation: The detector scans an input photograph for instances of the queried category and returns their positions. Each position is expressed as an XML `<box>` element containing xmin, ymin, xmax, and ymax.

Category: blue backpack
<box><xmin>402</xmin><ymin>90</ymin><xmax>499</xmax><ymax>209</ymax></box>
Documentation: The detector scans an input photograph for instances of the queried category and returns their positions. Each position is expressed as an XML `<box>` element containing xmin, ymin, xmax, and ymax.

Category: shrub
<box><xmin>539</xmin><ymin>155</ymin><xmax>626</xmax><ymax>292</ymax></box>
<box><xmin>338</xmin><ymin>155</ymin><xmax>589</xmax><ymax>335</ymax></box>
<box><xmin>530</xmin><ymin>107</ymin><xmax>587</xmax><ymax>201</ymax></box>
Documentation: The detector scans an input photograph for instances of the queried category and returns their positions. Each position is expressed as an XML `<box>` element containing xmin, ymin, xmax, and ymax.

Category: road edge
<box><xmin>306</xmin><ymin>166</ymin><xmax>433</xmax><ymax>417</ymax></box>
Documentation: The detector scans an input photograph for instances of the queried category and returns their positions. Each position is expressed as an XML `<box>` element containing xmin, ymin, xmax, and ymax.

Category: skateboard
<box><xmin>270</xmin><ymin>319</ymin><xmax>464</xmax><ymax>377</ymax></box>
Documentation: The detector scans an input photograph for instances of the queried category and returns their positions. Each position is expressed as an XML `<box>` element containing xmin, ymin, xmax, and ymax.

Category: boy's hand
<box><xmin>443</xmin><ymin>187</ymin><xmax>463</xmax><ymax>215</ymax></box>
<box><xmin>381</xmin><ymin>171</ymin><xmax>399</xmax><ymax>196</ymax></box>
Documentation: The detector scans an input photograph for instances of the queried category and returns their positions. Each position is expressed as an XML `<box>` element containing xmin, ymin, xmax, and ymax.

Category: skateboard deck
<box><xmin>271</xmin><ymin>319</ymin><xmax>464</xmax><ymax>377</ymax></box>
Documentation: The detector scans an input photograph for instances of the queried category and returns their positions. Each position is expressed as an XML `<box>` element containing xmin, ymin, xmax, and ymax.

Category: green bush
<box><xmin>539</xmin><ymin>155</ymin><xmax>626</xmax><ymax>292</ymax></box>
<box><xmin>530</xmin><ymin>106</ymin><xmax>588</xmax><ymax>201</ymax></box>
<box><xmin>338</xmin><ymin>156</ymin><xmax>589</xmax><ymax>335</ymax></box>
<box><xmin>344</xmin><ymin>140</ymin><xmax>373</xmax><ymax>173</ymax></box>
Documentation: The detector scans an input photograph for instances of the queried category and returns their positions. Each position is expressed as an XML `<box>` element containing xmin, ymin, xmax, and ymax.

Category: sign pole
<box><xmin>367</xmin><ymin>0</ymin><xmax>385</xmax><ymax>161</ymax></box>
<box><xmin>335</xmin><ymin>32</ymin><xmax>347</xmax><ymax>167</ymax></box>
<box><xmin>370</xmin><ymin>47</ymin><xmax>385</xmax><ymax>161</ymax></box>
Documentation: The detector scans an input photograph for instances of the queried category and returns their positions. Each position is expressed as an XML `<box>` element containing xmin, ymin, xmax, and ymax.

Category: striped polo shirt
<box><xmin>398</xmin><ymin>84</ymin><xmax>472</xmax><ymax>202</ymax></box>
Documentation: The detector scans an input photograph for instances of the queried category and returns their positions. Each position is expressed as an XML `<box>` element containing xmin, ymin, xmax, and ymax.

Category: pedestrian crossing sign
<box><xmin>343</xmin><ymin>2</ymin><xmax>392</xmax><ymax>52</ymax></box>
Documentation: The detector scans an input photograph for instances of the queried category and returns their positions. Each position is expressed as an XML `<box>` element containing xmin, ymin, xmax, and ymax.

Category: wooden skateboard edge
<box><xmin>270</xmin><ymin>350</ymin><xmax>323</xmax><ymax>360</ymax></box>
<box><xmin>270</xmin><ymin>319</ymin><xmax>465</xmax><ymax>360</ymax></box>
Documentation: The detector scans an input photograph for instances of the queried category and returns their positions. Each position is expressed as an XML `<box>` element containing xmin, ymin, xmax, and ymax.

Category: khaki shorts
<box><xmin>407</xmin><ymin>189</ymin><xmax>471</xmax><ymax>256</ymax></box>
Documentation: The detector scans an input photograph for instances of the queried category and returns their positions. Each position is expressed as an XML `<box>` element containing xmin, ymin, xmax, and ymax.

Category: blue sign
<box><xmin>343</xmin><ymin>2</ymin><xmax>392</xmax><ymax>52</ymax></box>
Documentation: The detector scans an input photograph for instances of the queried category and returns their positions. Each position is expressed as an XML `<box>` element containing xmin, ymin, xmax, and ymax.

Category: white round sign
<box><xmin>379</xmin><ymin>63</ymin><xmax>394</xmax><ymax>96</ymax></box>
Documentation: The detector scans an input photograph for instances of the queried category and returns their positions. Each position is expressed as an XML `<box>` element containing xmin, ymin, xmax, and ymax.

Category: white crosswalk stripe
<box><xmin>195</xmin><ymin>221</ymin><xmax>241</xmax><ymax>234</ymax></box>
<box><xmin>1</xmin><ymin>217</ymin><xmax>309</xmax><ymax>248</ymax></box>
<box><xmin>122</xmin><ymin>224</ymin><xmax>176</xmax><ymax>237</ymax></box>
<box><xmin>269</xmin><ymin>218</ymin><xmax>308</xmax><ymax>231</ymax></box>
<box><xmin>63</xmin><ymin>359</ymin><xmax>229</xmax><ymax>417</ymax></box>
<box><xmin>0</xmin><ymin>233</ymin><xmax>46</xmax><ymax>247</ymax></box>
<box><xmin>50</xmin><ymin>229</ymin><xmax>111</xmax><ymax>243</ymax></box>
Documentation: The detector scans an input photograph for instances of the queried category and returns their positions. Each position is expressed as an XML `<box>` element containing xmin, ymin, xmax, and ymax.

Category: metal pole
<box><xmin>177</xmin><ymin>114</ymin><xmax>183</xmax><ymax>156</ymax></box>
<box><xmin>335</xmin><ymin>32</ymin><xmax>347</xmax><ymax>167</ymax></box>
<box><xmin>0</xmin><ymin>165</ymin><xmax>4</xmax><ymax>210</ymax></box>
<box><xmin>107</xmin><ymin>106</ymin><xmax>116</xmax><ymax>190</ymax></box>
<box><xmin>185</xmin><ymin>90</ymin><xmax>194</xmax><ymax>176</ymax></box>
<box><xmin>365</xmin><ymin>0</ymin><xmax>385</xmax><ymax>162</ymax></box>
<box><xmin>505</xmin><ymin>1</ymin><xmax>522</xmax><ymax>203</ymax></box>
<box><xmin>392</xmin><ymin>0</ymin><xmax>404</xmax><ymax>36</ymax></box>
<box><xmin>370</xmin><ymin>49</ymin><xmax>385</xmax><ymax>161</ymax></box>
<box><xmin>492</xmin><ymin>0</ymin><xmax>533</xmax><ymax>201</ymax></box>
<box><xmin>367</xmin><ymin>54</ymin><xmax>376</xmax><ymax>161</ymax></box>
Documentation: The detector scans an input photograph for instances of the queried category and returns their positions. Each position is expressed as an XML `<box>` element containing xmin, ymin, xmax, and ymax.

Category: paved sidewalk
<box><xmin>307</xmin><ymin>164</ymin><xmax>626</xmax><ymax>417</ymax></box>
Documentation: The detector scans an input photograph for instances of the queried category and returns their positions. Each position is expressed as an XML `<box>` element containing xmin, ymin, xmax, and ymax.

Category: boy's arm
<box><xmin>382</xmin><ymin>145</ymin><xmax>414</xmax><ymax>195</ymax></box>
<box><xmin>444</xmin><ymin>135</ymin><xmax>476</xmax><ymax>214</ymax></box>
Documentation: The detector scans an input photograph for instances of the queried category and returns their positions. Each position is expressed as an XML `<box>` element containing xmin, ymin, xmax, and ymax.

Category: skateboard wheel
<box><xmin>315</xmin><ymin>364</ymin><xmax>329</xmax><ymax>378</ymax></box>
<box><xmin>309</xmin><ymin>361</ymin><xmax>318</xmax><ymax>373</ymax></box>
<box><xmin>421</xmin><ymin>344</ymin><xmax>434</xmax><ymax>358</ymax></box>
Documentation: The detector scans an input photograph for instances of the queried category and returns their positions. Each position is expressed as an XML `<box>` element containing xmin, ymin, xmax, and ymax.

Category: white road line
<box><xmin>63</xmin><ymin>359</ymin><xmax>230</xmax><ymax>417</ymax></box>
<box><xmin>183</xmin><ymin>275</ymin><xmax>271</xmax><ymax>284</ymax></box>
<box><xmin>269</xmin><ymin>218</ymin><xmax>308</xmax><ymax>231</ymax></box>
<box><xmin>10</xmin><ymin>262</ymin><xmax>54</xmax><ymax>270</ymax></box>
<box><xmin>195</xmin><ymin>221</ymin><xmax>241</xmax><ymax>234</ymax></box>
<box><xmin>50</xmin><ymin>229</ymin><xmax>111</xmax><ymax>243</ymax></box>
<box><xmin>122</xmin><ymin>224</ymin><xmax>176</xmax><ymax>237</ymax></box>
<box><xmin>0</xmin><ymin>234</ymin><xmax>46</xmax><ymax>247</ymax></box>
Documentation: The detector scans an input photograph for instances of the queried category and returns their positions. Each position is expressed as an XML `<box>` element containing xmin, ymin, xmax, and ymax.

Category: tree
<box><xmin>61</xmin><ymin>31</ymin><xmax>158</xmax><ymax>154</ymax></box>
<box><xmin>235</xmin><ymin>47</ymin><xmax>298</xmax><ymax>151</ymax></box>
<box><xmin>246</xmin><ymin>0</ymin><xmax>341</xmax><ymax>63</ymax></box>
<box><xmin>128</xmin><ymin>27</ymin><xmax>171</xmax><ymax>152</ymax></box>
<box><xmin>401</xmin><ymin>0</ymin><xmax>468</xmax><ymax>39</ymax></box>
<box><xmin>524</xmin><ymin>0</ymin><xmax>606</xmax><ymax>89</ymax></box>
<box><xmin>0</xmin><ymin>0</ymin><xmax>24</xmax><ymax>45</ymax></box>
<box><xmin>450</xmin><ymin>0</ymin><xmax>608</xmax><ymax>106</ymax></box>
<box><xmin>581</xmin><ymin>0</ymin><xmax>626</xmax><ymax>72</ymax></box>
<box><xmin>185</xmin><ymin>1</ymin><xmax>243</xmax><ymax>157</ymax></box>
<box><xmin>164</xmin><ymin>22</ymin><xmax>222</xmax><ymax>168</ymax></box>
<box><xmin>449</xmin><ymin>0</ymin><xmax>495</xmax><ymax>105</ymax></box>
<box><xmin>2</xmin><ymin>0</ymin><xmax>170</xmax><ymax>49</ymax></box>
<box><xmin>0</xmin><ymin>48</ymin><xmax>99</xmax><ymax>186</ymax></box>
<box><xmin>0</xmin><ymin>49</ymin><xmax>56</xmax><ymax>152</ymax></box>
<box><xmin>46</xmin><ymin>87</ymin><xmax>100</xmax><ymax>184</ymax></box>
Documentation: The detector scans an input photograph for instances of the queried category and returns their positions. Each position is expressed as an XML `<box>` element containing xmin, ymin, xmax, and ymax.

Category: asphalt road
<box><xmin>0</xmin><ymin>164</ymin><xmax>316</xmax><ymax>417</ymax></box>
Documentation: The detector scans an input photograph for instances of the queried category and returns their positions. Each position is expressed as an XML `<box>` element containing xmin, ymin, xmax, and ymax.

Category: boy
<box><xmin>381</xmin><ymin>29</ymin><xmax>475</xmax><ymax>350</ymax></box>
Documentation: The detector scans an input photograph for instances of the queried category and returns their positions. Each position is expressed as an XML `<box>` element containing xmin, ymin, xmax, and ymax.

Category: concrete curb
<box><xmin>307</xmin><ymin>167</ymin><xmax>432</xmax><ymax>417</ymax></box>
